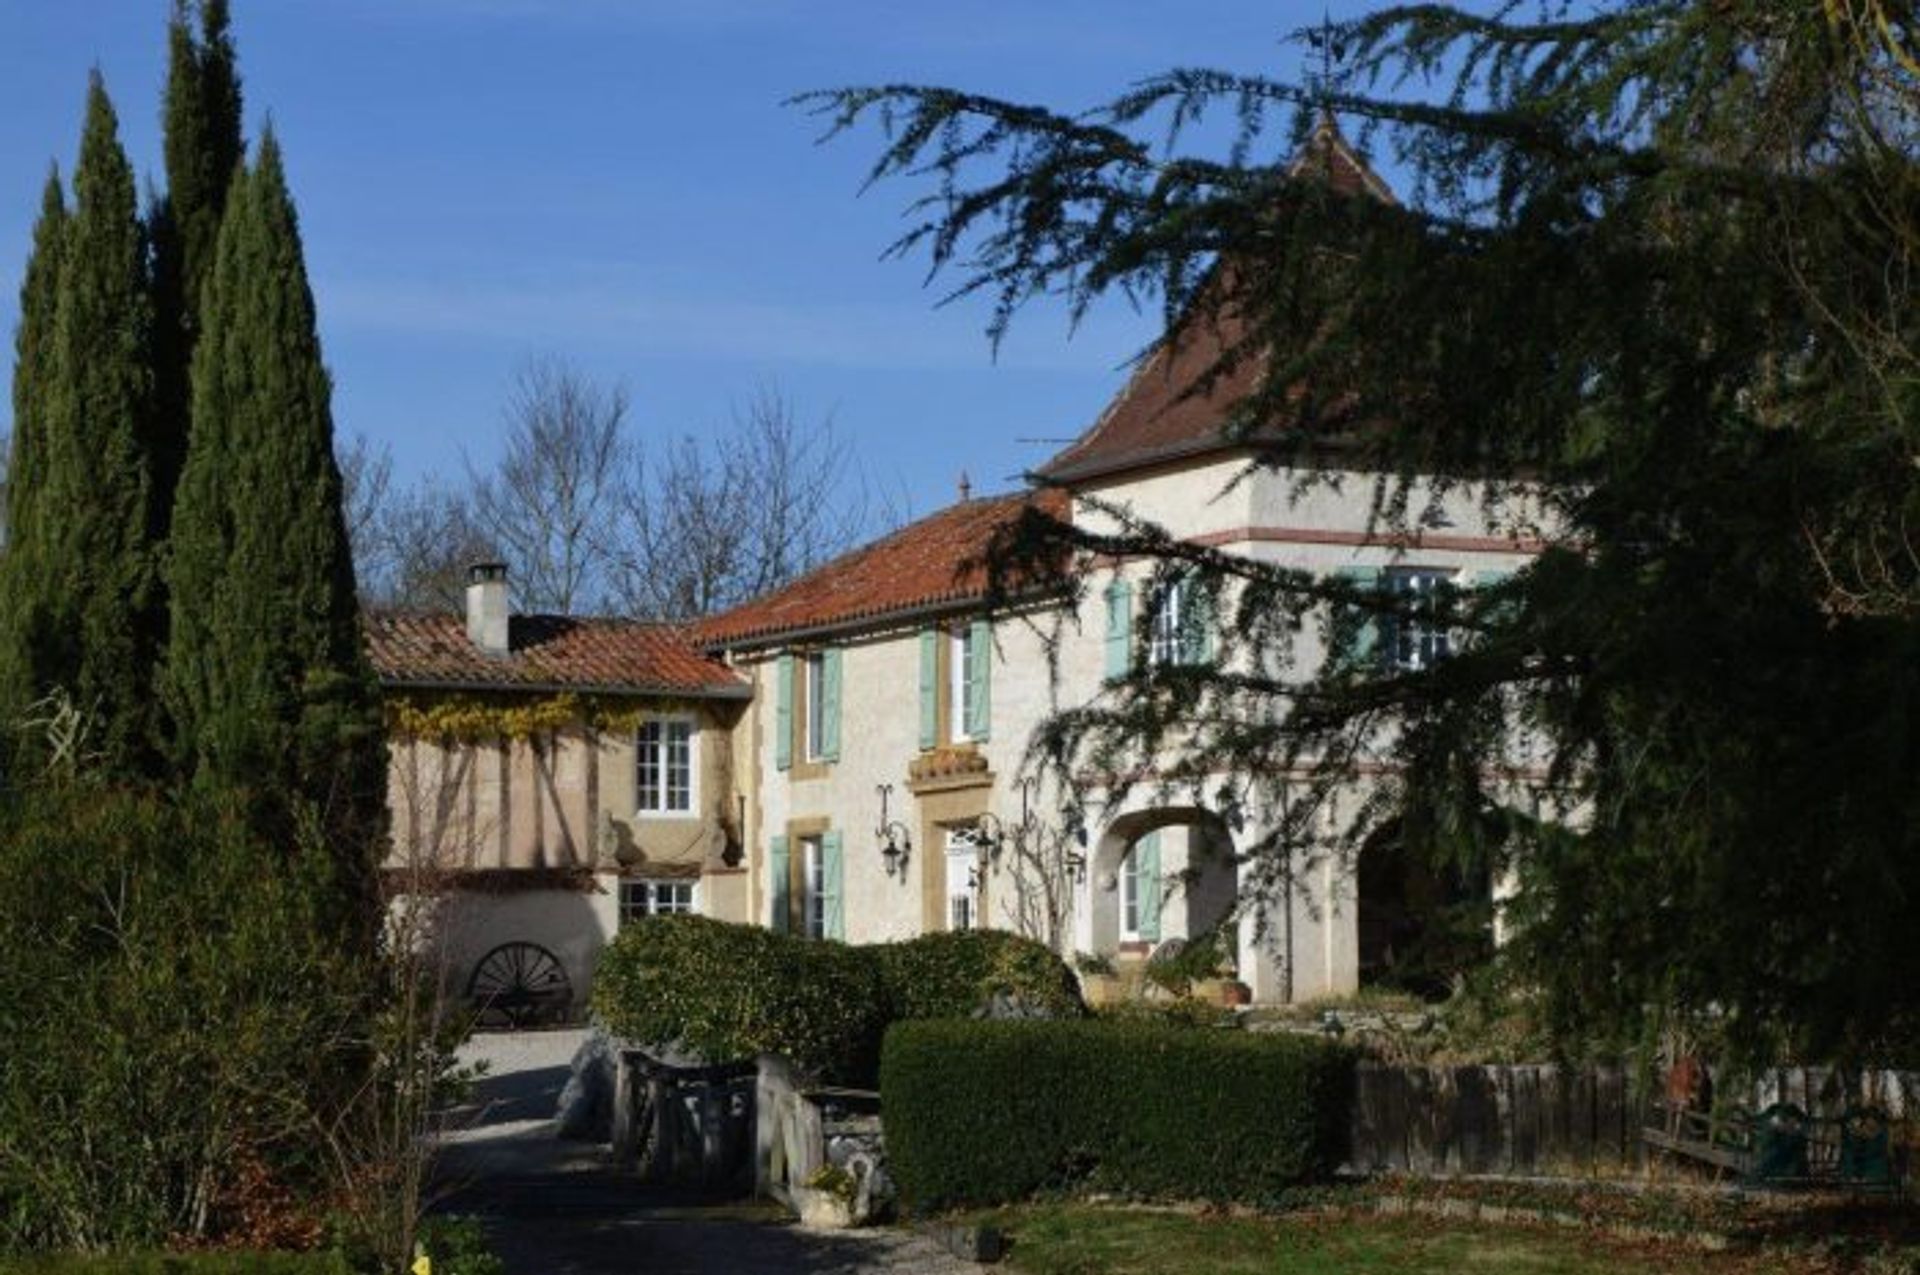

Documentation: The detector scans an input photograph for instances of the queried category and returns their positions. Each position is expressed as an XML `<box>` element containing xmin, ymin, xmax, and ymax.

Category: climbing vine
<box><xmin>385</xmin><ymin>691</ymin><xmax>690</xmax><ymax>742</ymax></box>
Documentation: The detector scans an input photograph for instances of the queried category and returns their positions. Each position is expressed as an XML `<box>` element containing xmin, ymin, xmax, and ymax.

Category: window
<box><xmin>619</xmin><ymin>878</ymin><xmax>696</xmax><ymax>924</ymax></box>
<box><xmin>1384</xmin><ymin>569</ymin><xmax>1457</xmax><ymax>673</ymax></box>
<box><xmin>804</xmin><ymin>655</ymin><xmax>827</xmax><ymax>760</ymax></box>
<box><xmin>951</xmin><ymin>625</ymin><xmax>976</xmax><ymax>741</ymax></box>
<box><xmin>1120</xmin><ymin>831</ymin><xmax>1161</xmax><ymax>942</ymax></box>
<box><xmin>637</xmin><ymin>718</ymin><xmax>695</xmax><ymax>814</ymax></box>
<box><xmin>945</xmin><ymin>827</ymin><xmax>983</xmax><ymax>931</ymax></box>
<box><xmin>801</xmin><ymin>835</ymin><xmax>826</xmax><ymax>941</ymax></box>
<box><xmin>1147</xmin><ymin>575</ymin><xmax>1211</xmax><ymax>667</ymax></box>
<box><xmin>1148</xmin><ymin>578</ymin><xmax>1187</xmax><ymax>666</ymax></box>
<box><xmin>1120</xmin><ymin>848</ymin><xmax>1142</xmax><ymax>938</ymax></box>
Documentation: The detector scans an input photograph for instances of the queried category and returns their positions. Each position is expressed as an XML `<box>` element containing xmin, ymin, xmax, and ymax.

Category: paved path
<box><xmin>433</xmin><ymin>1030</ymin><xmax>981</xmax><ymax>1274</ymax></box>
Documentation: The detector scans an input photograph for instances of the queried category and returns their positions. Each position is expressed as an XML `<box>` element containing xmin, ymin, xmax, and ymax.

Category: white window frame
<box><xmin>945</xmin><ymin>827</ymin><xmax>983</xmax><ymax>931</ymax></box>
<box><xmin>950</xmin><ymin>624</ymin><xmax>976</xmax><ymax>742</ymax></box>
<box><xmin>804</xmin><ymin>654</ymin><xmax>827</xmax><ymax>761</ymax></box>
<box><xmin>1385</xmin><ymin>568</ymin><xmax>1458</xmax><ymax>673</ymax></box>
<box><xmin>619</xmin><ymin>878</ymin><xmax>697</xmax><ymax>925</ymax></box>
<box><xmin>1147</xmin><ymin>576</ymin><xmax>1189</xmax><ymax>667</ymax></box>
<box><xmin>1120</xmin><ymin>846</ymin><xmax>1144</xmax><ymax>941</ymax></box>
<box><xmin>801</xmin><ymin>835</ymin><xmax>826</xmax><ymax>941</ymax></box>
<box><xmin>636</xmin><ymin>716</ymin><xmax>698</xmax><ymax>816</ymax></box>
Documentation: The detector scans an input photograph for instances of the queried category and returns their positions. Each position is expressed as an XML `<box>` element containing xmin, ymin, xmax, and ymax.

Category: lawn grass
<box><xmin>968</xmin><ymin>1203</ymin><xmax>1825</xmax><ymax>1275</ymax></box>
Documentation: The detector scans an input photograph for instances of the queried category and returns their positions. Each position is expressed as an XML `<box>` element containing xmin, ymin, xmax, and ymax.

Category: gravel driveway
<box><xmin>433</xmin><ymin>1029</ymin><xmax>984</xmax><ymax>1274</ymax></box>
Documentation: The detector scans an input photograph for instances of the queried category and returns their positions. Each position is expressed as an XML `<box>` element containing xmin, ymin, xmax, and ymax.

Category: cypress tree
<box><xmin>165</xmin><ymin>130</ymin><xmax>384</xmax><ymax>899</ymax></box>
<box><xmin>0</xmin><ymin>170</ymin><xmax>69</xmax><ymax>734</ymax></box>
<box><xmin>13</xmin><ymin>76</ymin><xmax>163</xmax><ymax>778</ymax></box>
<box><xmin>150</xmin><ymin>0</ymin><xmax>244</xmax><ymax>530</ymax></box>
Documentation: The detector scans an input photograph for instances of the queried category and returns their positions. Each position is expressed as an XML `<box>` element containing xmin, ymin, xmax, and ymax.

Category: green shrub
<box><xmin>880</xmin><ymin>1019</ymin><xmax>1353</xmax><ymax>1210</ymax></box>
<box><xmin>592</xmin><ymin>916</ymin><xmax>889</xmax><ymax>1083</ymax></box>
<box><xmin>0</xmin><ymin>786</ymin><xmax>376</xmax><ymax>1253</ymax></box>
<box><xmin>874</xmin><ymin>929</ymin><xmax>1084</xmax><ymax>1022</ymax></box>
<box><xmin>591</xmin><ymin>919</ymin><xmax>1085</xmax><ymax>1084</ymax></box>
<box><xmin>0</xmin><ymin>1254</ymin><xmax>349</xmax><ymax>1274</ymax></box>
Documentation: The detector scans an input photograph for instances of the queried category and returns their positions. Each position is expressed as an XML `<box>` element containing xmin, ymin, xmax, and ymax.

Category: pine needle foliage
<box><xmin>150</xmin><ymin>0</ymin><xmax>245</xmax><ymax>531</ymax></box>
<box><xmin>808</xmin><ymin>2</ymin><xmax>1920</xmax><ymax>1065</ymax></box>
<box><xmin>4</xmin><ymin>77</ymin><xmax>164</xmax><ymax>781</ymax></box>
<box><xmin>0</xmin><ymin>170</ymin><xmax>68</xmax><ymax>733</ymax></box>
<box><xmin>164</xmin><ymin>131</ymin><xmax>385</xmax><ymax>911</ymax></box>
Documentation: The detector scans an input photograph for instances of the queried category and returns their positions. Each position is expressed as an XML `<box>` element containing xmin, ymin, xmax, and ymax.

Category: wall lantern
<box><xmin>1050</xmin><ymin>780</ymin><xmax>1088</xmax><ymax>885</ymax></box>
<box><xmin>874</xmin><ymin>783</ymin><xmax>913</xmax><ymax>878</ymax></box>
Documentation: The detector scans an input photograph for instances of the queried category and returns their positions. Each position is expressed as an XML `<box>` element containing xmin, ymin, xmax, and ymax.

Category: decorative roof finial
<box><xmin>957</xmin><ymin>470</ymin><xmax>972</xmax><ymax>503</ymax></box>
<box><xmin>1305</xmin><ymin>9</ymin><xmax>1347</xmax><ymax>114</ymax></box>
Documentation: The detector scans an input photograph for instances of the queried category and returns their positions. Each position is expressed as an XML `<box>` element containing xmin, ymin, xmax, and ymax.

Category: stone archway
<box><xmin>1355</xmin><ymin>821</ymin><xmax>1493</xmax><ymax>1001</ymax></box>
<box><xmin>1086</xmin><ymin>806</ymin><xmax>1237</xmax><ymax>958</ymax></box>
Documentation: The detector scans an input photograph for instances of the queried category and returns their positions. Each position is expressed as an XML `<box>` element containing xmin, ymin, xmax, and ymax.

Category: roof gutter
<box><xmin>701</xmin><ymin>584</ymin><xmax>1069</xmax><ymax>656</ymax></box>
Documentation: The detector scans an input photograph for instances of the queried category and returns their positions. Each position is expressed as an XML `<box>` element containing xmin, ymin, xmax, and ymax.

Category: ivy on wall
<box><xmin>385</xmin><ymin>691</ymin><xmax>700</xmax><ymax>742</ymax></box>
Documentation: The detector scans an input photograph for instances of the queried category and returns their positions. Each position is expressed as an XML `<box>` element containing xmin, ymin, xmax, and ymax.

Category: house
<box><xmin>696</xmin><ymin>124</ymin><xmax>1545</xmax><ymax>1004</ymax></box>
<box><xmin>366</xmin><ymin>563</ymin><xmax>751</xmax><ymax>1020</ymax></box>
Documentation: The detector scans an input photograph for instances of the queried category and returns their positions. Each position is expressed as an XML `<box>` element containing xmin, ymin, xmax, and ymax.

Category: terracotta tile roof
<box><xmin>1038</xmin><ymin>118</ymin><xmax>1394</xmax><ymax>486</ymax></box>
<box><xmin>696</xmin><ymin>487</ymin><xmax>1071</xmax><ymax>648</ymax></box>
<box><xmin>365</xmin><ymin>611</ymin><xmax>747</xmax><ymax>697</ymax></box>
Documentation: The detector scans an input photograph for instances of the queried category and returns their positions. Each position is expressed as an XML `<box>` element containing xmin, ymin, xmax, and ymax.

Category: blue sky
<box><xmin>0</xmin><ymin>2</ymin><xmax>1378</xmax><ymax>521</ymax></box>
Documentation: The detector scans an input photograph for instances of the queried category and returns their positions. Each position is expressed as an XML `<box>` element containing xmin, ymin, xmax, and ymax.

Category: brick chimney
<box><xmin>465</xmin><ymin>561</ymin><xmax>510</xmax><ymax>655</ymax></box>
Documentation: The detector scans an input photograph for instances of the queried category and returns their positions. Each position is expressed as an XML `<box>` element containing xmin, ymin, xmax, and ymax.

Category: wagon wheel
<box><xmin>467</xmin><ymin>941</ymin><xmax>571</xmax><ymax>1028</ymax></box>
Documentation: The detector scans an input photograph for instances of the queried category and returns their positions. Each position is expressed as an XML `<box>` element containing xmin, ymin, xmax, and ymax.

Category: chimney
<box><xmin>465</xmin><ymin>561</ymin><xmax>510</xmax><ymax>655</ymax></box>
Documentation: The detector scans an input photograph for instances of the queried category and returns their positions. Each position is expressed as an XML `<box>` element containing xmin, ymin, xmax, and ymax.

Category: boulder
<box><xmin>553</xmin><ymin>1028</ymin><xmax>616</xmax><ymax>1142</ymax></box>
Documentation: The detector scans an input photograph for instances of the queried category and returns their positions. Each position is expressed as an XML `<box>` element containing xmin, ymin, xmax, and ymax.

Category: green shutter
<box><xmin>774</xmin><ymin>654</ymin><xmax>794</xmax><ymax>771</ymax></box>
<box><xmin>821</xmin><ymin>647</ymin><xmax>843</xmax><ymax>762</ymax></box>
<box><xmin>966</xmin><ymin>618</ymin><xmax>992</xmax><ymax>741</ymax></box>
<box><xmin>821</xmin><ymin>829</ymin><xmax>845</xmax><ymax>941</ymax></box>
<box><xmin>918</xmin><ymin>629</ymin><xmax>938</xmax><ymax>748</ymax></box>
<box><xmin>1105</xmin><ymin>578</ymin><xmax>1133</xmax><ymax>679</ymax></box>
<box><xmin>1334</xmin><ymin>566</ymin><xmax>1382</xmax><ymax>668</ymax></box>
<box><xmin>769</xmin><ymin>835</ymin><xmax>791</xmax><ymax>933</ymax></box>
<box><xmin>1136</xmin><ymin>831</ymin><xmax>1162</xmax><ymax>942</ymax></box>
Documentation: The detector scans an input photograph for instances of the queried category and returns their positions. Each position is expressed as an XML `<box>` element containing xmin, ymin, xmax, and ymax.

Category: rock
<box><xmin>553</xmin><ymin>1028</ymin><xmax>615</xmax><ymax>1142</ymax></box>
<box><xmin>849</xmin><ymin>1150</ymin><xmax>896</xmax><ymax>1225</ymax></box>
<box><xmin>973</xmin><ymin>990</ymin><xmax>1060</xmax><ymax>1020</ymax></box>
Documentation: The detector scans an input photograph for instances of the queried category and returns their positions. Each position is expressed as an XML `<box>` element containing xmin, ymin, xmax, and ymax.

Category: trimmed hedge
<box><xmin>592</xmin><ymin>916</ymin><xmax>889</xmax><ymax>1083</ymax></box>
<box><xmin>591</xmin><ymin>919</ymin><xmax>1083</xmax><ymax>1084</ymax></box>
<box><xmin>880</xmin><ymin>1020</ymin><xmax>1353</xmax><ymax>1210</ymax></box>
<box><xmin>873</xmin><ymin>928</ymin><xmax>1084</xmax><ymax>1022</ymax></box>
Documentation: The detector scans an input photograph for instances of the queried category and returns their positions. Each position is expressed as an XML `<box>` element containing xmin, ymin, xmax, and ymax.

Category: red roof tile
<box><xmin>1038</xmin><ymin>118</ymin><xmax>1394</xmax><ymax>486</ymax></box>
<box><xmin>365</xmin><ymin>611</ymin><xmax>746</xmax><ymax>697</ymax></box>
<box><xmin>696</xmin><ymin>488</ymin><xmax>1071</xmax><ymax>648</ymax></box>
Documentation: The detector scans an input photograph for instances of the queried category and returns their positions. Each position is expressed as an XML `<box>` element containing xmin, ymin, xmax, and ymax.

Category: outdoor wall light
<box><xmin>972</xmin><ymin>812</ymin><xmax>1008</xmax><ymax>864</ymax></box>
<box><xmin>1062</xmin><ymin>844</ymin><xmax>1088</xmax><ymax>885</ymax></box>
<box><xmin>875</xmin><ymin>783</ymin><xmax>912</xmax><ymax>878</ymax></box>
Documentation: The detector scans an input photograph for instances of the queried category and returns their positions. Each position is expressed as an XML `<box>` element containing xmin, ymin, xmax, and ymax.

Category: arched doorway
<box><xmin>1087</xmin><ymin>807</ymin><xmax>1237</xmax><ymax>958</ymax></box>
<box><xmin>1355</xmin><ymin>823</ymin><xmax>1493</xmax><ymax>1001</ymax></box>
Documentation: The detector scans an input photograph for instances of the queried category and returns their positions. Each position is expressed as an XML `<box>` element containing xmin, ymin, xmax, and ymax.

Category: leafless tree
<box><xmin>994</xmin><ymin>819</ymin><xmax>1081</xmax><ymax>956</ymax></box>
<box><xmin>372</xmin><ymin>477</ymin><xmax>496</xmax><ymax>613</ymax></box>
<box><xmin>611</xmin><ymin>386</ymin><xmax>869</xmax><ymax>619</ymax></box>
<box><xmin>336</xmin><ymin>432</ymin><xmax>393</xmax><ymax>594</ymax></box>
<box><xmin>466</xmin><ymin>356</ymin><xmax>631</xmax><ymax>613</ymax></box>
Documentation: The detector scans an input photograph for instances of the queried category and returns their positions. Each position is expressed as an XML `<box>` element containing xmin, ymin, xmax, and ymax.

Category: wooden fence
<box><xmin>610</xmin><ymin>1048</ymin><xmax>758</xmax><ymax>1195</ymax></box>
<box><xmin>1348</xmin><ymin>1064</ymin><xmax>1920</xmax><ymax>1177</ymax></box>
